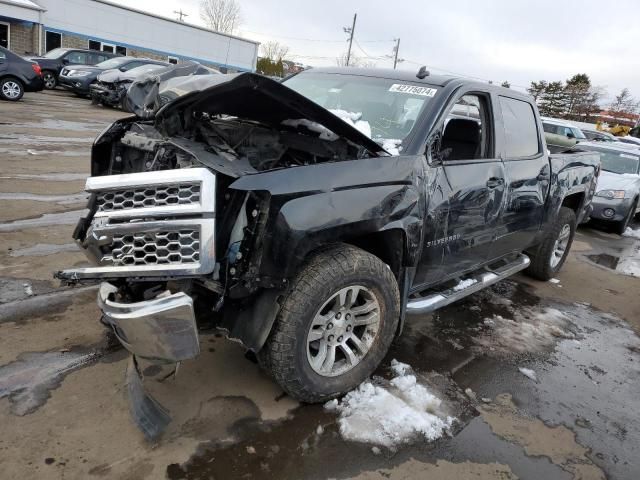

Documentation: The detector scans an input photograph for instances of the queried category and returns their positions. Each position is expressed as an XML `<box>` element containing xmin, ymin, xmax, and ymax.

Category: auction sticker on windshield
<box><xmin>389</xmin><ymin>84</ymin><xmax>437</xmax><ymax>96</ymax></box>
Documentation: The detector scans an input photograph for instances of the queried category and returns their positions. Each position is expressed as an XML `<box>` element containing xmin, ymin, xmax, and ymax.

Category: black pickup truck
<box><xmin>57</xmin><ymin>67</ymin><xmax>600</xmax><ymax>438</ymax></box>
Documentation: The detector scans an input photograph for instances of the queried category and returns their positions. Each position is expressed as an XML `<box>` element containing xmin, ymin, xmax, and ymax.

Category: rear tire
<box><xmin>0</xmin><ymin>77</ymin><xmax>24</xmax><ymax>101</ymax></box>
<box><xmin>42</xmin><ymin>71</ymin><xmax>57</xmax><ymax>89</ymax></box>
<box><xmin>525</xmin><ymin>207</ymin><xmax>576</xmax><ymax>281</ymax></box>
<box><xmin>613</xmin><ymin>199</ymin><xmax>637</xmax><ymax>235</ymax></box>
<box><xmin>258</xmin><ymin>244</ymin><xmax>400</xmax><ymax>403</ymax></box>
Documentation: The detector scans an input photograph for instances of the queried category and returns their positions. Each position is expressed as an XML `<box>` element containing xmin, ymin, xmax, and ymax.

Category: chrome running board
<box><xmin>406</xmin><ymin>254</ymin><xmax>530</xmax><ymax>315</ymax></box>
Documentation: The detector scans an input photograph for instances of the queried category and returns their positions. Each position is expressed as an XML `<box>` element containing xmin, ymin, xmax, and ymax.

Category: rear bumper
<box><xmin>98</xmin><ymin>282</ymin><xmax>199</xmax><ymax>363</ymax></box>
<box><xmin>24</xmin><ymin>76</ymin><xmax>44</xmax><ymax>92</ymax></box>
<box><xmin>589</xmin><ymin>197</ymin><xmax>634</xmax><ymax>223</ymax></box>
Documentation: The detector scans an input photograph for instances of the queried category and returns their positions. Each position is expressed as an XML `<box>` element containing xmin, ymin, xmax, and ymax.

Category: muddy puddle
<box><xmin>0</xmin><ymin>173</ymin><xmax>88</xmax><ymax>181</ymax></box>
<box><xmin>585</xmin><ymin>244</ymin><xmax>640</xmax><ymax>277</ymax></box>
<box><xmin>0</xmin><ymin>209</ymin><xmax>86</xmax><ymax>232</ymax></box>
<box><xmin>0</xmin><ymin>148</ymin><xmax>88</xmax><ymax>157</ymax></box>
<box><xmin>0</xmin><ymin>337</ymin><xmax>121</xmax><ymax>416</ymax></box>
<box><xmin>9</xmin><ymin>243</ymin><xmax>78</xmax><ymax>257</ymax></box>
<box><xmin>0</xmin><ymin>192</ymin><xmax>87</xmax><ymax>204</ymax></box>
<box><xmin>166</xmin><ymin>280</ymin><xmax>639</xmax><ymax>480</ymax></box>
<box><xmin>11</xmin><ymin>119</ymin><xmax>106</xmax><ymax>132</ymax></box>
<box><xmin>0</xmin><ymin>286</ymin><xmax>96</xmax><ymax>323</ymax></box>
<box><xmin>0</xmin><ymin>135</ymin><xmax>93</xmax><ymax>145</ymax></box>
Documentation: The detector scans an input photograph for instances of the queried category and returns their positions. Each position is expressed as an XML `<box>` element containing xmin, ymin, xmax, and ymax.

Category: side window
<box><xmin>499</xmin><ymin>96</ymin><xmax>540</xmax><ymax>158</ymax></box>
<box><xmin>542</xmin><ymin>122</ymin><xmax>558</xmax><ymax>134</ymax></box>
<box><xmin>65</xmin><ymin>51</ymin><xmax>88</xmax><ymax>64</ymax></box>
<box><xmin>120</xmin><ymin>61</ymin><xmax>140</xmax><ymax>71</ymax></box>
<box><xmin>439</xmin><ymin>94</ymin><xmax>492</xmax><ymax>161</ymax></box>
<box><xmin>0</xmin><ymin>51</ymin><xmax>6</xmax><ymax>61</ymax></box>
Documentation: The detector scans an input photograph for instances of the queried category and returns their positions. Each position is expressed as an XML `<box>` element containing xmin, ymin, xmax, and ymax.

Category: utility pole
<box><xmin>393</xmin><ymin>38</ymin><xmax>401</xmax><ymax>69</ymax></box>
<box><xmin>174</xmin><ymin>9</ymin><xmax>188</xmax><ymax>22</ymax></box>
<box><xmin>343</xmin><ymin>13</ymin><xmax>357</xmax><ymax>67</ymax></box>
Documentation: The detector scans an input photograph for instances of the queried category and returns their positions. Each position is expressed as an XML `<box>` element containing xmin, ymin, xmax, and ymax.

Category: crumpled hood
<box><xmin>597</xmin><ymin>170</ymin><xmax>640</xmax><ymax>194</ymax></box>
<box><xmin>155</xmin><ymin>72</ymin><xmax>386</xmax><ymax>156</ymax></box>
<box><xmin>97</xmin><ymin>68</ymin><xmax>139</xmax><ymax>84</ymax></box>
<box><xmin>124</xmin><ymin>62</ymin><xmax>217</xmax><ymax>118</ymax></box>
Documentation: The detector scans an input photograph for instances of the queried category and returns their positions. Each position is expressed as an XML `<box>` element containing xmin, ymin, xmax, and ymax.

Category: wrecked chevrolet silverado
<box><xmin>56</xmin><ymin>67</ymin><xmax>600</xmax><ymax>439</ymax></box>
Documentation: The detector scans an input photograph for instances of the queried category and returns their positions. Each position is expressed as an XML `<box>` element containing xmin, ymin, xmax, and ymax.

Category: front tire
<box><xmin>259</xmin><ymin>244</ymin><xmax>400</xmax><ymax>403</ymax></box>
<box><xmin>0</xmin><ymin>77</ymin><xmax>24</xmax><ymax>101</ymax></box>
<box><xmin>525</xmin><ymin>206</ymin><xmax>576</xmax><ymax>281</ymax></box>
<box><xmin>613</xmin><ymin>199</ymin><xmax>637</xmax><ymax>235</ymax></box>
<box><xmin>42</xmin><ymin>71</ymin><xmax>57</xmax><ymax>89</ymax></box>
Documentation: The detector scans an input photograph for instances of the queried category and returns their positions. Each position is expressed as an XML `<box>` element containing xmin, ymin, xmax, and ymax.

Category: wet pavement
<box><xmin>1</xmin><ymin>91</ymin><xmax>640</xmax><ymax>479</ymax></box>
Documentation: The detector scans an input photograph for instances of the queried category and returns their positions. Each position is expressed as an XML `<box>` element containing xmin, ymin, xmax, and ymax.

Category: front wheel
<box><xmin>258</xmin><ymin>244</ymin><xmax>400</xmax><ymax>403</ymax></box>
<box><xmin>525</xmin><ymin>206</ymin><xmax>576</xmax><ymax>281</ymax></box>
<box><xmin>613</xmin><ymin>199</ymin><xmax>637</xmax><ymax>235</ymax></box>
<box><xmin>42</xmin><ymin>71</ymin><xmax>57</xmax><ymax>89</ymax></box>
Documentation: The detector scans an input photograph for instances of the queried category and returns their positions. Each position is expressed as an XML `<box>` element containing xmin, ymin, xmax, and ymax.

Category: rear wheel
<box><xmin>0</xmin><ymin>77</ymin><xmax>24</xmax><ymax>101</ymax></box>
<box><xmin>613</xmin><ymin>199</ymin><xmax>637</xmax><ymax>235</ymax></box>
<box><xmin>258</xmin><ymin>244</ymin><xmax>400</xmax><ymax>403</ymax></box>
<box><xmin>42</xmin><ymin>71</ymin><xmax>57</xmax><ymax>89</ymax></box>
<box><xmin>525</xmin><ymin>207</ymin><xmax>576</xmax><ymax>281</ymax></box>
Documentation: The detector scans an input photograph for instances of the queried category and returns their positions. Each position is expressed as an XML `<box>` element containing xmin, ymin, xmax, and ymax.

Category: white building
<box><xmin>0</xmin><ymin>0</ymin><xmax>258</xmax><ymax>72</ymax></box>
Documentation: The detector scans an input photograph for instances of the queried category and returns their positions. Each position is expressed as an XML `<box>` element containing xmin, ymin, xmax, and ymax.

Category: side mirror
<box><xmin>62</xmin><ymin>58</ymin><xmax>70</xmax><ymax>65</ymax></box>
<box><xmin>566</xmin><ymin>132</ymin><xmax>575</xmax><ymax>139</ymax></box>
<box><xmin>119</xmin><ymin>66</ymin><xmax>127</xmax><ymax>72</ymax></box>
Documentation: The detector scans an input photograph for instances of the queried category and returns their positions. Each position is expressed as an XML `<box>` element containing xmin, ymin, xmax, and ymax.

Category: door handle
<box><xmin>486</xmin><ymin>178</ymin><xmax>504</xmax><ymax>189</ymax></box>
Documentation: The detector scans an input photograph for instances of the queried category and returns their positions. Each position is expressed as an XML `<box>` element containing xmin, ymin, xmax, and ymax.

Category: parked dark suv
<box><xmin>59</xmin><ymin>56</ymin><xmax>169</xmax><ymax>96</ymax></box>
<box><xmin>0</xmin><ymin>46</ymin><xmax>43</xmax><ymax>101</ymax></box>
<box><xmin>25</xmin><ymin>48</ymin><xmax>118</xmax><ymax>89</ymax></box>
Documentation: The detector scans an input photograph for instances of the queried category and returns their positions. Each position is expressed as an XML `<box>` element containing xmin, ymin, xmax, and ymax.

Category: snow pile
<box><xmin>623</xmin><ymin>227</ymin><xmax>640</xmax><ymax>240</ymax></box>
<box><xmin>549</xmin><ymin>278</ymin><xmax>560</xmax><ymax>284</ymax></box>
<box><xmin>329</xmin><ymin>109</ymin><xmax>372</xmax><ymax>138</ymax></box>
<box><xmin>519</xmin><ymin>367</ymin><xmax>538</xmax><ymax>382</ymax></box>
<box><xmin>325</xmin><ymin>360</ymin><xmax>454</xmax><ymax>448</ymax></box>
<box><xmin>380</xmin><ymin>138</ymin><xmax>403</xmax><ymax>156</ymax></box>
<box><xmin>453</xmin><ymin>278</ymin><xmax>477</xmax><ymax>292</ymax></box>
<box><xmin>281</xmin><ymin>119</ymin><xmax>339</xmax><ymax>141</ymax></box>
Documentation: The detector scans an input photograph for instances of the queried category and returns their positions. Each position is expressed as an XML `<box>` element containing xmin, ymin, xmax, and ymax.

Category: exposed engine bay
<box><xmin>100</xmin><ymin>114</ymin><xmax>368</xmax><ymax>177</ymax></box>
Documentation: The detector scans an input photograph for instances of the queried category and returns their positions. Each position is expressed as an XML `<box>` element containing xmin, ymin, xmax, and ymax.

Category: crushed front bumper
<box><xmin>98</xmin><ymin>282</ymin><xmax>199</xmax><ymax>440</ymax></box>
<box><xmin>98</xmin><ymin>282</ymin><xmax>199</xmax><ymax>362</ymax></box>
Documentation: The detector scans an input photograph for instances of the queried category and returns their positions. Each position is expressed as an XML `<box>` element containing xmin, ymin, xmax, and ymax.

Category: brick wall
<box><xmin>61</xmin><ymin>33</ymin><xmax>88</xmax><ymax>50</ymax></box>
<box><xmin>9</xmin><ymin>22</ymin><xmax>37</xmax><ymax>55</ymax></box>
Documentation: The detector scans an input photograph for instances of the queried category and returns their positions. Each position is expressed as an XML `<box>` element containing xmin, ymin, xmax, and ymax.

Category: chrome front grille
<box><xmin>58</xmin><ymin>168</ymin><xmax>216</xmax><ymax>279</ymax></box>
<box><xmin>111</xmin><ymin>229</ymin><xmax>201</xmax><ymax>266</ymax></box>
<box><xmin>96</xmin><ymin>184</ymin><xmax>201</xmax><ymax>212</ymax></box>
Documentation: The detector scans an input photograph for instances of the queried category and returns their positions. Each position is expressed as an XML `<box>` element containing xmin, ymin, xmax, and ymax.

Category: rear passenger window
<box><xmin>499</xmin><ymin>96</ymin><xmax>540</xmax><ymax>158</ymax></box>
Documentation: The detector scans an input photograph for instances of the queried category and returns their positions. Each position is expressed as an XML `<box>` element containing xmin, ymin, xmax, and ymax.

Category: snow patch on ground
<box><xmin>325</xmin><ymin>360</ymin><xmax>454</xmax><ymax>448</ymax></box>
<box><xmin>549</xmin><ymin>278</ymin><xmax>560</xmax><ymax>284</ymax></box>
<box><xmin>453</xmin><ymin>278</ymin><xmax>477</xmax><ymax>291</ymax></box>
<box><xmin>623</xmin><ymin>227</ymin><xmax>640</xmax><ymax>240</ymax></box>
<box><xmin>519</xmin><ymin>367</ymin><xmax>538</xmax><ymax>382</ymax></box>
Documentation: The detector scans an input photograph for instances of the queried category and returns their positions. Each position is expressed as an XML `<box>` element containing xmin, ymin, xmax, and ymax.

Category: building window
<box><xmin>45</xmin><ymin>31</ymin><xmax>61</xmax><ymax>52</ymax></box>
<box><xmin>88</xmin><ymin>40</ymin><xmax>127</xmax><ymax>56</ymax></box>
<box><xmin>0</xmin><ymin>22</ymin><xmax>9</xmax><ymax>49</ymax></box>
<box><xmin>168</xmin><ymin>56</ymin><xmax>179</xmax><ymax>64</ymax></box>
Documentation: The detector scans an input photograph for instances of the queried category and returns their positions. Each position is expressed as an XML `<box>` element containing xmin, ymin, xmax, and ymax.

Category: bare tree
<box><xmin>609</xmin><ymin>88</ymin><xmax>639</xmax><ymax>116</ymax></box>
<box><xmin>336</xmin><ymin>52</ymin><xmax>376</xmax><ymax>68</ymax></box>
<box><xmin>200</xmin><ymin>0</ymin><xmax>242</xmax><ymax>34</ymax></box>
<box><xmin>261</xmin><ymin>41</ymin><xmax>289</xmax><ymax>62</ymax></box>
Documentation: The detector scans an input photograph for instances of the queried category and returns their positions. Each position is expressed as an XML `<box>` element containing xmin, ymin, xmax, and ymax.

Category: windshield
<box><xmin>283</xmin><ymin>72</ymin><xmax>437</xmax><ymax>145</ymax></box>
<box><xmin>581</xmin><ymin>146</ymin><xmax>640</xmax><ymax>175</ymax></box>
<box><xmin>96</xmin><ymin>57</ymin><xmax>129</xmax><ymax>69</ymax></box>
<box><xmin>571</xmin><ymin>127</ymin><xmax>587</xmax><ymax>140</ymax></box>
<box><xmin>43</xmin><ymin>48</ymin><xmax>66</xmax><ymax>59</ymax></box>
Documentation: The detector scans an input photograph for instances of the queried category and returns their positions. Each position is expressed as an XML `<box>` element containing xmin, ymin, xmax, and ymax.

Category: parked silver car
<box><xmin>578</xmin><ymin>142</ymin><xmax>640</xmax><ymax>233</ymax></box>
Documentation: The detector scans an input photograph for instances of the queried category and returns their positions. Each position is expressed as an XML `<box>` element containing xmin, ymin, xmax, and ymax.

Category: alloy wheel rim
<box><xmin>44</xmin><ymin>74</ymin><xmax>55</xmax><ymax>88</ymax></box>
<box><xmin>2</xmin><ymin>81</ymin><xmax>21</xmax><ymax>99</ymax></box>
<box><xmin>550</xmin><ymin>223</ymin><xmax>571</xmax><ymax>268</ymax></box>
<box><xmin>306</xmin><ymin>285</ymin><xmax>381</xmax><ymax>377</ymax></box>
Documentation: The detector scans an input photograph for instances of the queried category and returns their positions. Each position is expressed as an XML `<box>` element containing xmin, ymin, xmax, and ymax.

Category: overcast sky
<box><xmin>111</xmin><ymin>0</ymin><xmax>639</xmax><ymax>102</ymax></box>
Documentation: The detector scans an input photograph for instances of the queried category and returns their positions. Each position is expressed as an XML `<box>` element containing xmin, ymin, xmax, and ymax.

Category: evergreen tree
<box><xmin>527</xmin><ymin>81</ymin><xmax>548</xmax><ymax>101</ymax></box>
<box><xmin>501</xmin><ymin>81</ymin><xmax>511</xmax><ymax>88</ymax></box>
<box><xmin>538</xmin><ymin>81</ymin><xmax>566</xmax><ymax>117</ymax></box>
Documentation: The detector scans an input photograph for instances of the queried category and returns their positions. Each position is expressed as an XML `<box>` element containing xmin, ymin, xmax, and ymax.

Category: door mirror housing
<box><xmin>566</xmin><ymin>131</ymin><xmax>575</xmax><ymax>139</ymax></box>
